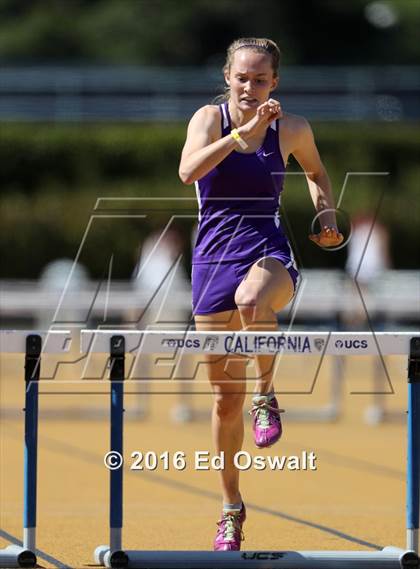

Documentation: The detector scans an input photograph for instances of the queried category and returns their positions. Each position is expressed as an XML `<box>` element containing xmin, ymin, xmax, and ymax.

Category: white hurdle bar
<box><xmin>81</xmin><ymin>330</ymin><xmax>414</xmax><ymax>356</ymax></box>
<box><xmin>0</xmin><ymin>330</ymin><xmax>71</xmax><ymax>568</ymax></box>
<box><xmin>81</xmin><ymin>330</ymin><xmax>420</xmax><ymax>569</ymax></box>
<box><xmin>0</xmin><ymin>329</ymin><xmax>72</xmax><ymax>354</ymax></box>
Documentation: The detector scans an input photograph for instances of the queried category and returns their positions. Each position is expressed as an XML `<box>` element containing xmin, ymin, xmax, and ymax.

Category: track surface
<box><xmin>1</xmin><ymin>351</ymin><xmax>408</xmax><ymax>568</ymax></box>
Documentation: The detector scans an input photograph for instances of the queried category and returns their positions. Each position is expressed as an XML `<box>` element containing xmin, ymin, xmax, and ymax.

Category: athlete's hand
<box><xmin>239</xmin><ymin>98</ymin><xmax>283</xmax><ymax>139</ymax></box>
<box><xmin>309</xmin><ymin>226</ymin><xmax>344</xmax><ymax>248</ymax></box>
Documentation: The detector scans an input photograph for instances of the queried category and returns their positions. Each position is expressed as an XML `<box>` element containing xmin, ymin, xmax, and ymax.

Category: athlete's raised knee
<box><xmin>234</xmin><ymin>289</ymin><xmax>273</xmax><ymax>317</ymax></box>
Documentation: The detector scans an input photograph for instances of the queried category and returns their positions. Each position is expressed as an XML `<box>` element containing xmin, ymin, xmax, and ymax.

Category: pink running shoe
<box><xmin>250</xmin><ymin>395</ymin><xmax>284</xmax><ymax>448</ymax></box>
<box><xmin>213</xmin><ymin>503</ymin><xmax>246</xmax><ymax>551</ymax></box>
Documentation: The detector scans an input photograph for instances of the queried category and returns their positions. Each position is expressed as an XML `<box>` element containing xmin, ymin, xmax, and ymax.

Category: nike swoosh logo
<box><xmin>262</xmin><ymin>151</ymin><xmax>274</xmax><ymax>157</ymax></box>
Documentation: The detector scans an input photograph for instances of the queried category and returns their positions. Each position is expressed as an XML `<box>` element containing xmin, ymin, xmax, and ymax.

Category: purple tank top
<box><xmin>192</xmin><ymin>102</ymin><xmax>287</xmax><ymax>264</ymax></box>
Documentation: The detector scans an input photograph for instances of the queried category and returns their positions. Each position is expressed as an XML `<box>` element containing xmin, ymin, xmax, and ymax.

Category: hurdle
<box><xmin>0</xmin><ymin>330</ymin><xmax>71</xmax><ymax>568</ymax></box>
<box><xmin>80</xmin><ymin>330</ymin><xmax>420</xmax><ymax>569</ymax></box>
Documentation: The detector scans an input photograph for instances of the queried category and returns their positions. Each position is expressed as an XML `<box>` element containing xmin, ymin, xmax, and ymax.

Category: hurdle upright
<box><xmin>80</xmin><ymin>330</ymin><xmax>420</xmax><ymax>569</ymax></box>
<box><xmin>0</xmin><ymin>330</ymin><xmax>71</xmax><ymax>569</ymax></box>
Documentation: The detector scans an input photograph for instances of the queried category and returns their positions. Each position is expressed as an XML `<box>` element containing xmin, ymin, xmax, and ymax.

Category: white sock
<box><xmin>253</xmin><ymin>390</ymin><xmax>275</xmax><ymax>404</ymax></box>
<box><xmin>223</xmin><ymin>501</ymin><xmax>242</xmax><ymax>513</ymax></box>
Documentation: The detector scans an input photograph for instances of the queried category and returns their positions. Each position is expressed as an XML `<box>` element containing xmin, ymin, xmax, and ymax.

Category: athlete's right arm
<box><xmin>178</xmin><ymin>105</ymin><xmax>238</xmax><ymax>185</ymax></box>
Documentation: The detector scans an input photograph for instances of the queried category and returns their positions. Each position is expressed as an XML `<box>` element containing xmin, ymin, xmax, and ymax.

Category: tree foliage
<box><xmin>0</xmin><ymin>0</ymin><xmax>418</xmax><ymax>65</ymax></box>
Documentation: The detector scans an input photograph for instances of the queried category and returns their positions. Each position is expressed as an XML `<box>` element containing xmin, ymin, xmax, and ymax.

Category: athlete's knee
<box><xmin>234</xmin><ymin>289</ymin><xmax>271</xmax><ymax>320</ymax></box>
<box><xmin>213</xmin><ymin>392</ymin><xmax>245</xmax><ymax>421</ymax></box>
<box><xmin>234</xmin><ymin>287</ymin><xmax>265</xmax><ymax>310</ymax></box>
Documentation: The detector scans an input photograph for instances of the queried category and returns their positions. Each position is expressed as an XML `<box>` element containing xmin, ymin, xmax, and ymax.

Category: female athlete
<box><xmin>179</xmin><ymin>37</ymin><xmax>343</xmax><ymax>551</ymax></box>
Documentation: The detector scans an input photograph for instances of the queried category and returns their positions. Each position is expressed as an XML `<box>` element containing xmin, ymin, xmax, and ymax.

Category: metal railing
<box><xmin>1</xmin><ymin>65</ymin><xmax>419</xmax><ymax>121</ymax></box>
<box><xmin>1</xmin><ymin>270</ymin><xmax>419</xmax><ymax>325</ymax></box>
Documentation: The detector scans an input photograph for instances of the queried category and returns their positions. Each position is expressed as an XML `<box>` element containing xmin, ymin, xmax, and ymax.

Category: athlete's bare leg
<box><xmin>234</xmin><ymin>256</ymin><xmax>294</xmax><ymax>395</ymax></box>
<box><xmin>194</xmin><ymin>309</ymin><xmax>246</xmax><ymax>505</ymax></box>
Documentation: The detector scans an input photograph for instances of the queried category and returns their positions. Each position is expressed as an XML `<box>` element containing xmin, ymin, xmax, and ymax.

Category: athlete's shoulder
<box><xmin>190</xmin><ymin>104</ymin><xmax>221</xmax><ymax>123</ymax></box>
<box><xmin>187</xmin><ymin>104</ymin><xmax>221</xmax><ymax>142</ymax></box>
<box><xmin>279</xmin><ymin>113</ymin><xmax>315</xmax><ymax>152</ymax></box>
<box><xmin>279</xmin><ymin>112</ymin><xmax>312</xmax><ymax>135</ymax></box>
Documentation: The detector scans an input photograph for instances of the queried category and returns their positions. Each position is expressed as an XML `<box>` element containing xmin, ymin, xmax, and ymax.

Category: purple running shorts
<box><xmin>191</xmin><ymin>255</ymin><xmax>299</xmax><ymax>316</ymax></box>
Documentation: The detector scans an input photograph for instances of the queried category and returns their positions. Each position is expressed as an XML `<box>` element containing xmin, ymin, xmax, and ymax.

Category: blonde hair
<box><xmin>214</xmin><ymin>37</ymin><xmax>281</xmax><ymax>103</ymax></box>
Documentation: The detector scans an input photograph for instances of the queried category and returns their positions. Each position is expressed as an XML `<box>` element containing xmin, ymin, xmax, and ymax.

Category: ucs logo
<box><xmin>335</xmin><ymin>339</ymin><xmax>368</xmax><ymax>349</ymax></box>
<box><xmin>241</xmin><ymin>552</ymin><xmax>285</xmax><ymax>561</ymax></box>
<box><xmin>161</xmin><ymin>339</ymin><xmax>201</xmax><ymax>348</ymax></box>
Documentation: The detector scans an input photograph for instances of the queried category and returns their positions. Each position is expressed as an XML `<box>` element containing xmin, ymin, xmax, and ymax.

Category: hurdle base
<box><xmin>94</xmin><ymin>546</ymin><xmax>419</xmax><ymax>569</ymax></box>
<box><xmin>364</xmin><ymin>405</ymin><xmax>406</xmax><ymax>425</ymax></box>
<box><xmin>94</xmin><ymin>546</ymin><xmax>128</xmax><ymax>569</ymax></box>
<box><xmin>0</xmin><ymin>545</ymin><xmax>37</xmax><ymax>568</ymax></box>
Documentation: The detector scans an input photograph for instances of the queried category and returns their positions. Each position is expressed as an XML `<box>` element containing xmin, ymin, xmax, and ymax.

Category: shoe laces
<box><xmin>249</xmin><ymin>401</ymin><xmax>282</xmax><ymax>428</ymax></box>
<box><xmin>217</xmin><ymin>512</ymin><xmax>244</xmax><ymax>542</ymax></box>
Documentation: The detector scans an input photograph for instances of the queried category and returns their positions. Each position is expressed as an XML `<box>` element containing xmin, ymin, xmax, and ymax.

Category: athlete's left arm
<box><xmin>291</xmin><ymin>118</ymin><xmax>343</xmax><ymax>247</ymax></box>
